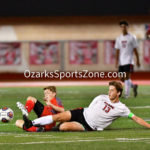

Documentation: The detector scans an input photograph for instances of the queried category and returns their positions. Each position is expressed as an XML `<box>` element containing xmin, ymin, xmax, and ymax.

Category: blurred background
<box><xmin>0</xmin><ymin>0</ymin><xmax>150</xmax><ymax>81</ymax></box>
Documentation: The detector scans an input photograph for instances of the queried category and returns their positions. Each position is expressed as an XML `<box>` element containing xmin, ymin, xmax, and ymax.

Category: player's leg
<box><xmin>16</xmin><ymin>116</ymin><xmax>84</xmax><ymax>132</ymax></box>
<box><xmin>17</xmin><ymin>102</ymin><xmax>28</xmax><ymax>116</ymax></box>
<box><xmin>25</xmin><ymin>96</ymin><xmax>46</xmax><ymax>116</ymax></box>
<box><xmin>124</xmin><ymin>72</ymin><xmax>131</xmax><ymax>98</ymax></box>
<box><xmin>124</xmin><ymin>65</ymin><xmax>138</xmax><ymax>98</ymax></box>
<box><xmin>17</xmin><ymin>98</ymin><xmax>45</xmax><ymax>118</ymax></box>
<box><xmin>118</xmin><ymin>65</ymin><xmax>129</xmax><ymax>98</ymax></box>
<box><xmin>32</xmin><ymin>99</ymin><xmax>45</xmax><ymax>118</ymax></box>
<box><xmin>17</xmin><ymin>99</ymin><xmax>46</xmax><ymax>132</ymax></box>
<box><xmin>59</xmin><ymin>122</ymin><xmax>85</xmax><ymax>131</ymax></box>
<box><xmin>22</xmin><ymin>111</ymin><xmax>71</xmax><ymax>129</ymax></box>
<box><xmin>22</xmin><ymin>108</ymin><xmax>89</xmax><ymax>132</ymax></box>
<box><xmin>15</xmin><ymin>119</ymin><xmax>44</xmax><ymax>132</ymax></box>
<box><xmin>128</xmin><ymin>65</ymin><xmax>138</xmax><ymax>97</ymax></box>
<box><xmin>133</xmin><ymin>83</ymin><xmax>138</xmax><ymax>97</ymax></box>
<box><xmin>16</xmin><ymin>96</ymin><xmax>38</xmax><ymax>116</ymax></box>
<box><xmin>58</xmin><ymin>108</ymin><xmax>91</xmax><ymax>131</ymax></box>
<box><xmin>15</xmin><ymin>120</ymin><xmax>24</xmax><ymax>128</ymax></box>
<box><xmin>25</xmin><ymin>96</ymin><xmax>37</xmax><ymax>113</ymax></box>
<box><xmin>118</xmin><ymin>65</ymin><xmax>125</xmax><ymax>82</ymax></box>
<box><xmin>127</xmin><ymin>78</ymin><xmax>138</xmax><ymax>97</ymax></box>
<box><xmin>32</xmin><ymin>108</ymin><xmax>89</xmax><ymax>132</ymax></box>
<box><xmin>119</xmin><ymin>64</ymin><xmax>133</xmax><ymax>98</ymax></box>
<box><xmin>32</xmin><ymin>111</ymin><xmax>71</xmax><ymax>126</ymax></box>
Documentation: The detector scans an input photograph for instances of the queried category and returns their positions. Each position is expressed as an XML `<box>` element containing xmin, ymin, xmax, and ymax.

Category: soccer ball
<box><xmin>0</xmin><ymin>107</ymin><xmax>14</xmax><ymax>123</ymax></box>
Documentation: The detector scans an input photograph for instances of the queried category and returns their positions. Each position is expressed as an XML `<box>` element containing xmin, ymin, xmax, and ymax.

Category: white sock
<box><xmin>128</xmin><ymin>79</ymin><xmax>134</xmax><ymax>88</ymax></box>
<box><xmin>124</xmin><ymin>79</ymin><xmax>131</xmax><ymax>97</ymax></box>
<box><xmin>32</xmin><ymin>115</ymin><xmax>53</xmax><ymax>126</ymax></box>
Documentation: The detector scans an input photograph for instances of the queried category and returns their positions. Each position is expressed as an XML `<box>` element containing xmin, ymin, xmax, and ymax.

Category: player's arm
<box><xmin>133</xmin><ymin>48</ymin><xmax>140</xmax><ymax>67</ymax></box>
<box><xmin>49</xmin><ymin>103</ymin><xmax>64</xmax><ymax>112</ymax></box>
<box><xmin>46</xmin><ymin>100</ymin><xmax>64</xmax><ymax>112</ymax></box>
<box><xmin>115</xmin><ymin>49</ymin><xmax>120</xmax><ymax>68</ymax></box>
<box><xmin>130</xmin><ymin>114</ymin><xmax>150</xmax><ymax>128</ymax></box>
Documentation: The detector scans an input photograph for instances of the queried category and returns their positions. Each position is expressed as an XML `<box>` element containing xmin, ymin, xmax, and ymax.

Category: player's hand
<box><xmin>43</xmin><ymin>97</ymin><xmax>52</xmax><ymax>106</ymax></box>
<box><xmin>45</xmin><ymin>100</ymin><xmax>53</xmax><ymax>106</ymax></box>
<box><xmin>44</xmin><ymin>96</ymin><xmax>51</xmax><ymax>102</ymax></box>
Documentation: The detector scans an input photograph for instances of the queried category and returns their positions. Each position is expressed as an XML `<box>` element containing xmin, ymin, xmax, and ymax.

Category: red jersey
<box><xmin>41</xmin><ymin>97</ymin><xmax>63</xmax><ymax>131</ymax></box>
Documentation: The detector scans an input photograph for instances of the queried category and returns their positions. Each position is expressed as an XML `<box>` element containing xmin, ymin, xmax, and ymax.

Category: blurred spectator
<box><xmin>145</xmin><ymin>25</ymin><xmax>150</xmax><ymax>39</ymax></box>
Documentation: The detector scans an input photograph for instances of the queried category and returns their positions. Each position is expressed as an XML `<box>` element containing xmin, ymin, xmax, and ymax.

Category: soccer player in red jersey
<box><xmin>16</xmin><ymin>86</ymin><xmax>64</xmax><ymax>132</ymax></box>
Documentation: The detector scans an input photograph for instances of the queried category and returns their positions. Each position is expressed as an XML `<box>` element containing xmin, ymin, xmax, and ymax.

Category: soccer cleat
<box><xmin>23</xmin><ymin>115</ymin><xmax>33</xmax><ymax>129</ymax></box>
<box><xmin>133</xmin><ymin>84</ymin><xmax>138</xmax><ymax>97</ymax></box>
<box><xmin>37</xmin><ymin>126</ymin><xmax>45</xmax><ymax>132</ymax></box>
<box><xmin>51</xmin><ymin>123</ymin><xmax>61</xmax><ymax>131</ymax></box>
<box><xmin>16</xmin><ymin>102</ymin><xmax>28</xmax><ymax>116</ymax></box>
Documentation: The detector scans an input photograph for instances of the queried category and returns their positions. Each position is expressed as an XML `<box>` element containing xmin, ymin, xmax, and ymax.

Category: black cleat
<box><xmin>51</xmin><ymin>126</ymin><xmax>60</xmax><ymax>131</ymax></box>
<box><xmin>23</xmin><ymin>115</ymin><xmax>33</xmax><ymax>129</ymax></box>
<box><xmin>37</xmin><ymin>126</ymin><xmax>45</xmax><ymax>132</ymax></box>
<box><xmin>133</xmin><ymin>84</ymin><xmax>138</xmax><ymax>97</ymax></box>
<box><xmin>51</xmin><ymin>123</ymin><xmax>62</xmax><ymax>131</ymax></box>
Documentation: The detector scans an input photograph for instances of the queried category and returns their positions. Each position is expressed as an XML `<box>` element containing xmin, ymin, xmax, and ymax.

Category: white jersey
<box><xmin>115</xmin><ymin>33</ymin><xmax>138</xmax><ymax>66</ymax></box>
<box><xmin>83</xmin><ymin>95</ymin><xmax>131</xmax><ymax>131</ymax></box>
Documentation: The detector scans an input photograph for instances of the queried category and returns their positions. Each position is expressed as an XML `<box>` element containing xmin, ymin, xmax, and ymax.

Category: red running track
<box><xmin>0</xmin><ymin>80</ymin><xmax>150</xmax><ymax>87</ymax></box>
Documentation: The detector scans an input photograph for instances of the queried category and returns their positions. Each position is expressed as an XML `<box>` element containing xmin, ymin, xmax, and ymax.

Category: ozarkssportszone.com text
<box><xmin>24</xmin><ymin>70</ymin><xmax>126</xmax><ymax>80</ymax></box>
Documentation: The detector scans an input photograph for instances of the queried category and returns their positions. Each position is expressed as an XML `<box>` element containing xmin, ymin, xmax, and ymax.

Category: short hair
<box><xmin>109</xmin><ymin>81</ymin><xmax>123</xmax><ymax>97</ymax></box>
<box><xmin>43</xmin><ymin>86</ymin><xmax>56</xmax><ymax>93</ymax></box>
<box><xmin>119</xmin><ymin>20</ymin><xmax>129</xmax><ymax>26</ymax></box>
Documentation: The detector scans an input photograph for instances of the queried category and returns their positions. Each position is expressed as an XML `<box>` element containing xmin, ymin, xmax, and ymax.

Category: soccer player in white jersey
<box><xmin>17</xmin><ymin>81</ymin><xmax>150</xmax><ymax>131</ymax></box>
<box><xmin>115</xmin><ymin>20</ymin><xmax>140</xmax><ymax>98</ymax></box>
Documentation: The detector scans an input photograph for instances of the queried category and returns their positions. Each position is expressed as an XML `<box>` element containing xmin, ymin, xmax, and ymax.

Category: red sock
<box><xmin>25</xmin><ymin>100</ymin><xmax>35</xmax><ymax>113</ymax></box>
<box><xmin>25</xmin><ymin>126</ymin><xmax>38</xmax><ymax>132</ymax></box>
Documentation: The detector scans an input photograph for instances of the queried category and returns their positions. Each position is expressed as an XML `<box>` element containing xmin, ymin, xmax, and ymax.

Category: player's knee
<box><xmin>59</xmin><ymin>123</ymin><xmax>69</xmax><ymax>131</ymax></box>
<box><xmin>15</xmin><ymin>120</ymin><xmax>24</xmax><ymax>128</ymax></box>
<box><xmin>15</xmin><ymin>120</ymin><xmax>19</xmax><ymax>127</ymax></box>
<box><xmin>27</xmin><ymin>96</ymin><xmax>37</xmax><ymax>103</ymax></box>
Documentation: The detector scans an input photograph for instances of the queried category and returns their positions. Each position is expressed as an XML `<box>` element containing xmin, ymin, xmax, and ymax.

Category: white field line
<box><xmin>130</xmin><ymin>106</ymin><xmax>150</xmax><ymax>109</ymax></box>
<box><xmin>14</xmin><ymin>136</ymin><xmax>61</xmax><ymax>139</ymax></box>
<box><xmin>0</xmin><ymin>140</ymin><xmax>102</xmax><ymax>145</ymax></box>
<box><xmin>116</xmin><ymin>138</ymin><xmax>150</xmax><ymax>141</ymax></box>
<box><xmin>0</xmin><ymin>124</ymin><xmax>15</xmax><ymax>126</ymax></box>
<box><xmin>0</xmin><ymin>133</ymin><xmax>53</xmax><ymax>137</ymax></box>
<box><xmin>129</xmin><ymin>106</ymin><xmax>150</xmax><ymax>109</ymax></box>
<box><xmin>0</xmin><ymin>137</ymin><xmax>150</xmax><ymax>145</ymax></box>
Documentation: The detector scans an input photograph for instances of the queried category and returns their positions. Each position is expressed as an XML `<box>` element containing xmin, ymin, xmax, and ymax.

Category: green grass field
<box><xmin>0</xmin><ymin>85</ymin><xmax>150</xmax><ymax>150</ymax></box>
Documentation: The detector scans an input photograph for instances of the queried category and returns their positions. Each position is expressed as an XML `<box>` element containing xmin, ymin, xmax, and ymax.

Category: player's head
<box><xmin>119</xmin><ymin>20</ymin><xmax>129</xmax><ymax>34</ymax></box>
<box><xmin>108</xmin><ymin>81</ymin><xmax>123</xmax><ymax>101</ymax></box>
<box><xmin>43</xmin><ymin>86</ymin><xmax>56</xmax><ymax>101</ymax></box>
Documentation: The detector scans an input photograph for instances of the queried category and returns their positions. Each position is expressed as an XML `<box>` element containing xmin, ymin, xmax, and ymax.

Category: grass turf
<box><xmin>0</xmin><ymin>85</ymin><xmax>150</xmax><ymax>150</ymax></box>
